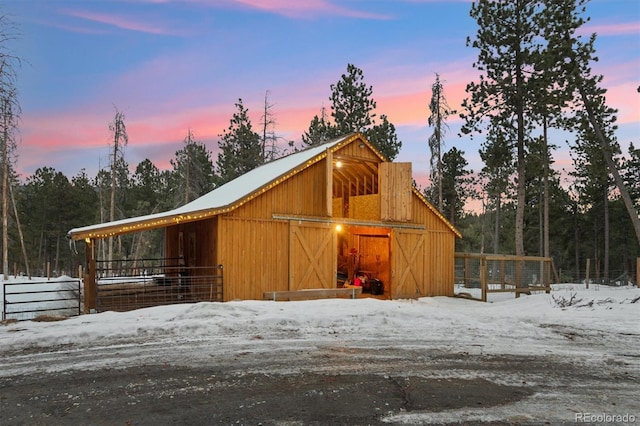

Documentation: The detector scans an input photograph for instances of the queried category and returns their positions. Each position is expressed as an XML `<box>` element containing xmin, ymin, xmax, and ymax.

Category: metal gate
<box><xmin>95</xmin><ymin>259</ymin><xmax>223</xmax><ymax>312</ymax></box>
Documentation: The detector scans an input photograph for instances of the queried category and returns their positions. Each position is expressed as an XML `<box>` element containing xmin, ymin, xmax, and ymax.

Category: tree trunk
<box><xmin>573</xmin><ymin>201</ymin><xmax>579</xmax><ymax>282</ymax></box>
<box><xmin>108</xmin><ymin>136</ymin><xmax>117</xmax><ymax>274</ymax></box>
<box><xmin>514</xmin><ymin>9</ymin><xmax>526</xmax><ymax>260</ymax></box>
<box><xmin>436</xmin><ymin>90</ymin><xmax>443</xmax><ymax>213</ymax></box>
<box><xmin>514</xmin><ymin>6</ymin><xmax>527</xmax><ymax>293</ymax></box>
<box><xmin>538</xmin><ymin>189</ymin><xmax>544</xmax><ymax>284</ymax></box>
<box><xmin>543</xmin><ymin>117</ymin><xmax>550</xmax><ymax>258</ymax></box>
<box><xmin>578</xmin><ymin>82</ymin><xmax>640</xmax><ymax>245</ymax></box>
<box><xmin>493</xmin><ymin>195</ymin><xmax>501</xmax><ymax>254</ymax></box>
<box><xmin>603</xmin><ymin>186</ymin><xmax>610</xmax><ymax>283</ymax></box>
<box><xmin>9</xmin><ymin>182</ymin><xmax>29</xmax><ymax>277</ymax></box>
<box><xmin>563</xmin><ymin>28</ymin><xmax>640</xmax><ymax>245</ymax></box>
<box><xmin>2</xmin><ymin>113</ymin><xmax>8</xmax><ymax>280</ymax></box>
<box><xmin>55</xmin><ymin>232</ymin><xmax>60</xmax><ymax>277</ymax></box>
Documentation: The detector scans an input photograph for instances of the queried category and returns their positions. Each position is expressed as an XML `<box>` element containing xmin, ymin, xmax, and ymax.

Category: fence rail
<box><xmin>455</xmin><ymin>253</ymin><xmax>552</xmax><ymax>302</ymax></box>
<box><xmin>3</xmin><ymin>279</ymin><xmax>82</xmax><ymax>321</ymax></box>
<box><xmin>95</xmin><ymin>261</ymin><xmax>223</xmax><ymax>312</ymax></box>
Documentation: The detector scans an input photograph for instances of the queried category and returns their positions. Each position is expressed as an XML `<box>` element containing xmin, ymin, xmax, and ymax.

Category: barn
<box><xmin>68</xmin><ymin>133</ymin><xmax>461</xmax><ymax>311</ymax></box>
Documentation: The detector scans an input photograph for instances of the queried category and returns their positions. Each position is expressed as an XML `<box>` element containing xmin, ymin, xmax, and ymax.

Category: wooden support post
<box><xmin>325</xmin><ymin>149</ymin><xmax>333</xmax><ymax>217</ymax></box>
<box><xmin>84</xmin><ymin>239</ymin><xmax>97</xmax><ymax>313</ymax></box>
<box><xmin>637</xmin><ymin>257</ymin><xmax>639</xmax><ymax>288</ymax></box>
<box><xmin>546</xmin><ymin>259</ymin><xmax>551</xmax><ymax>294</ymax></box>
<box><xmin>464</xmin><ymin>256</ymin><xmax>470</xmax><ymax>288</ymax></box>
<box><xmin>585</xmin><ymin>258</ymin><xmax>590</xmax><ymax>289</ymax></box>
<box><xmin>515</xmin><ymin>259</ymin><xmax>522</xmax><ymax>298</ymax></box>
<box><xmin>480</xmin><ymin>256</ymin><xmax>487</xmax><ymax>302</ymax></box>
<box><xmin>47</xmin><ymin>262</ymin><xmax>51</xmax><ymax>280</ymax></box>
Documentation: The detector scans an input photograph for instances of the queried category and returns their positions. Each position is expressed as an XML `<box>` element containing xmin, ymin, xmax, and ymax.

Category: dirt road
<box><xmin>1</xmin><ymin>337</ymin><xmax>637</xmax><ymax>425</ymax></box>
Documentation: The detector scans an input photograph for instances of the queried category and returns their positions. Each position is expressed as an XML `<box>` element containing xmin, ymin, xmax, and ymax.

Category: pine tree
<box><xmin>0</xmin><ymin>13</ymin><xmax>20</xmax><ymax>279</ymax></box>
<box><xmin>479</xmin><ymin>118</ymin><xmax>515</xmax><ymax>254</ymax></box>
<box><xmin>302</xmin><ymin>106</ymin><xmax>334</xmax><ymax>147</ymax></box>
<box><xmin>329</xmin><ymin>64</ymin><xmax>402</xmax><ymax>159</ymax></box>
<box><xmin>330</xmin><ymin>64</ymin><xmax>376</xmax><ymax>135</ymax></box>
<box><xmin>215</xmin><ymin>99</ymin><xmax>262</xmax><ymax>186</ymax></box>
<box><xmin>129</xmin><ymin>160</ymin><xmax>165</xmax><ymax>264</ymax></box>
<box><xmin>428</xmin><ymin>74</ymin><xmax>455</xmax><ymax>212</ymax></box>
<box><xmin>569</xmin><ymin>115</ymin><xmax>615</xmax><ymax>282</ymax></box>
<box><xmin>367</xmin><ymin>114</ymin><xmax>401</xmax><ymax>161</ymax></box>
<box><xmin>20</xmin><ymin>168</ymin><xmax>74</xmax><ymax>276</ymax></box>
<box><xmin>542</xmin><ymin>0</ymin><xmax>640</xmax><ymax>244</ymax></box>
<box><xmin>462</xmin><ymin>0</ymin><xmax>547</xmax><ymax>258</ymax></box>
<box><xmin>441</xmin><ymin>147</ymin><xmax>474</xmax><ymax>227</ymax></box>
<box><xmin>622</xmin><ymin>143</ymin><xmax>639</xmax><ymax>207</ymax></box>
<box><xmin>170</xmin><ymin>130</ymin><xmax>215</xmax><ymax>206</ymax></box>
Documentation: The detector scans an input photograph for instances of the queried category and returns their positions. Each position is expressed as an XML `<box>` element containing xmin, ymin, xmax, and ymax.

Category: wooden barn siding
<box><xmin>422</xmin><ymin>230</ymin><xmax>455</xmax><ymax>296</ymax></box>
<box><xmin>165</xmin><ymin>219</ymin><xmax>217</xmax><ymax>266</ymax></box>
<box><xmin>411</xmin><ymin>192</ymin><xmax>452</xmax><ymax>233</ymax></box>
<box><xmin>335</xmin><ymin>140</ymin><xmax>381</xmax><ymax>160</ymax></box>
<box><xmin>230</xmin><ymin>161</ymin><xmax>328</xmax><ymax>220</ymax></box>
<box><xmin>218</xmin><ymin>216</ymin><xmax>289</xmax><ymax>301</ymax></box>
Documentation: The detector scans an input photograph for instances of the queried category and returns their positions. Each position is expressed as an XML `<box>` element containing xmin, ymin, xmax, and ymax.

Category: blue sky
<box><xmin>4</xmin><ymin>0</ymin><xmax>639</xmax><ymax>191</ymax></box>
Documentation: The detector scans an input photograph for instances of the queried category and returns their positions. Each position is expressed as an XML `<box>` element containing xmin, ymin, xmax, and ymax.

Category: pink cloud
<box><xmin>62</xmin><ymin>9</ymin><xmax>178</xmax><ymax>35</ymax></box>
<box><xmin>606</xmin><ymin>82</ymin><xmax>640</xmax><ymax>125</ymax></box>
<box><xmin>583</xmin><ymin>21</ymin><xmax>640</xmax><ymax>37</ymax></box>
<box><xmin>232</xmin><ymin>0</ymin><xmax>391</xmax><ymax>19</ymax></box>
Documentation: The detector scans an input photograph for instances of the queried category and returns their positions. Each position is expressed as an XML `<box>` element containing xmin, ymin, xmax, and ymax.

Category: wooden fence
<box><xmin>454</xmin><ymin>253</ymin><xmax>553</xmax><ymax>302</ymax></box>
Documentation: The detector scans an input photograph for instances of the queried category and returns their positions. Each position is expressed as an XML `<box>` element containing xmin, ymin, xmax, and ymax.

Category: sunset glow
<box><xmin>4</xmin><ymin>0</ymin><xmax>638</xmax><ymax>193</ymax></box>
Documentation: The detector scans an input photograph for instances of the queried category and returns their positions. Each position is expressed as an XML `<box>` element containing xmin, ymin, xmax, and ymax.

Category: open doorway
<box><xmin>337</xmin><ymin>225</ymin><xmax>390</xmax><ymax>298</ymax></box>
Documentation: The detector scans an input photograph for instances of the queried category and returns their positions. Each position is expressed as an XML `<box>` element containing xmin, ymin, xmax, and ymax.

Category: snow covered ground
<box><xmin>1</xmin><ymin>281</ymin><xmax>639</xmax><ymax>424</ymax></box>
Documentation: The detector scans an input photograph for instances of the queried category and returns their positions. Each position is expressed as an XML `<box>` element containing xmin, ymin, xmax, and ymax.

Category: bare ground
<box><xmin>1</xmin><ymin>338</ymin><xmax>637</xmax><ymax>425</ymax></box>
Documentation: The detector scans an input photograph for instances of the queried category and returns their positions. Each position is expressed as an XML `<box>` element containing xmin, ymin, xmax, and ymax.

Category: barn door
<box><xmin>392</xmin><ymin>229</ymin><xmax>425</xmax><ymax>298</ymax></box>
<box><xmin>289</xmin><ymin>222</ymin><xmax>336</xmax><ymax>290</ymax></box>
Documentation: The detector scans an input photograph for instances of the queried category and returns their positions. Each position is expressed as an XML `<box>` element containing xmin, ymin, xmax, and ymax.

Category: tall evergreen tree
<box><xmin>214</xmin><ymin>98</ymin><xmax>262</xmax><ymax>186</ymax></box>
<box><xmin>20</xmin><ymin>168</ymin><xmax>74</xmax><ymax>276</ymax></box>
<box><xmin>367</xmin><ymin>114</ymin><xmax>401</xmax><ymax>161</ymax></box>
<box><xmin>543</xmin><ymin>0</ymin><xmax>640</xmax><ymax>244</ymax></box>
<box><xmin>302</xmin><ymin>106</ymin><xmax>334</xmax><ymax>147</ymax></box>
<box><xmin>129</xmin><ymin>159</ymin><xmax>166</xmax><ymax>263</ymax></box>
<box><xmin>330</xmin><ymin>64</ymin><xmax>376</xmax><ymax>135</ymax></box>
<box><xmin>462</xmin><ymin>0</ymin><xmax>547</xmax><ymax>258</ymax></box>
<box><xmin>622</xmin><ymin>143</ymin><xmax>639</xmax><ymax>208</ymax></box>
<box><xmin>440</xmin><ymin>147</ymin><xmax>474</xmax><ymax>227</ymax></box>
<box><xmin>329</xmin><ymin>64</ymin><xmax>402</xmax><ymax>160</ymax></box>
<box><xmin>170</xmin><ymin>130</ymin><xmax>215</xmax><ymax>206</ymax></box>
<box><xmin>479</xmin><ymin>118</ymin><xmax>515</xmax><ymax>254</ymax></box>
<box><xmin>428</xmin><ymin>73</ymin><xmax>455</xmax><ymax>212</ymax></box>
<box><xmin>0</xmin><ymin>13</ymin><xmax>20</xmax><ymax>279</ymax></box>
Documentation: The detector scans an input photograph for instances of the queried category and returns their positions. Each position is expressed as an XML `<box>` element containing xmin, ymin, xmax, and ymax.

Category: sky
<box><xmin>1</xmin><ymin>278</ymin><xmax>639</xmax><ymax>423</ymax></box>
<box><xmin>4</xmin><ymin>0</ymin><xmax>640</xmax><ymax>191</ymax></box>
